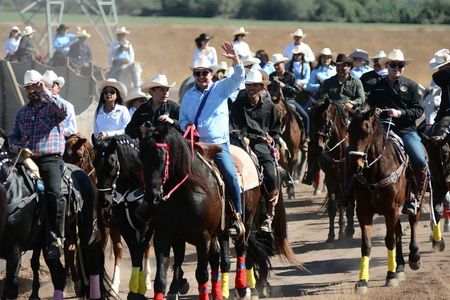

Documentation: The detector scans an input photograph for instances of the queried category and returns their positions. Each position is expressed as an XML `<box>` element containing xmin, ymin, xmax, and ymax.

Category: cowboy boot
<box><xmin>46</xmin><ymin>193</ymin><xmax>66</xmax><ymax>259</ymax></box>
<box><xmin>403</xmin><ymin>167</ymin><xmax>428</xmax><ymax>216</ymax></box>
<box><xmin>228</xmin><ymin>213</ymin><xmax>245</xmax><ymax>239</ymax></box>
<box><xmin>260</xmin><ymin>189</ymin><xmax>279</xmax><ymax>233</ymax></box>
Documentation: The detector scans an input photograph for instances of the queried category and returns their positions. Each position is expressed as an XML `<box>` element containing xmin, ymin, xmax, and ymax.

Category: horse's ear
<box><xmin>363</xmin><ymin>107</ymin><xmax>376</xmax><ymax>120</ymax></box>
<box><xmin>91</xmin><ymin>134</ymin><xmax>98</xmax><ymax>148</ymax></box>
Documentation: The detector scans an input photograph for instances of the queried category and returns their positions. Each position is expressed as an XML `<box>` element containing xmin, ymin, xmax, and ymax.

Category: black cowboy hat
<box><xmin>195</xmin><ymin>33</ymin><xmax>212</xmax><ymax>43</ymax></box>
<box><xmin>335</xmin><ymin>53</ymin><xmax>354</xmax><ymax>67</ymax></box>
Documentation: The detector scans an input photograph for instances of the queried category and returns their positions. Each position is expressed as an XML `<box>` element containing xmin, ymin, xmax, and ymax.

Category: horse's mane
<box><xmin>349</xmin><ymin>108</ymin><xmax>387</xmax><ymax>153</ymax></box>
<box><xmin>110</xmin><ymin>134</ymin><xmax>143</xmax><ymax>186</ymax></box>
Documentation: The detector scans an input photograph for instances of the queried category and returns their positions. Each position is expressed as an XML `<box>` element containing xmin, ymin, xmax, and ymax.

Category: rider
<box><xmin>9</xmin><ymin>70</ymin><xmax>68</xmax><ymax>259</ymax></box>
<box><xmin>368</xmin><ymin>49</ymin><xmax>427</xmax><ymax>215</ymax></box>
<box><xmin>51</xmin><ymin>24</ymin><xmax>77</xmax><ymax>66</ymax></box>
<box><xmin>230</xmin><ymin>68</ymin><xmax>281</xmax><ymax>233</ymax></box>
<box><xmin>360</xmin><ymin>50</ymin><xmax>388</xmax><ymax>96</ymax></box>
<box><xmin>179</xmin><ymin>42</ymin><xmax>245</xmax><ymax>238</ymax></box>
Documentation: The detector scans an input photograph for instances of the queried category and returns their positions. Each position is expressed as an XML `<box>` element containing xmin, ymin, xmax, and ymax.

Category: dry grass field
<box><xmin>1</xmin><ymin>21</ymin><xmax>450</xmax><ymax>87</ymax></box>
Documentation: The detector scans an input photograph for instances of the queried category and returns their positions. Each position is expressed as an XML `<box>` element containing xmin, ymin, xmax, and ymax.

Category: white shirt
<box><xmin>192</xmin><ymin>46</ymin><xmax>218</xmax><ymax>66</ymax></box>
<box><xmin>3</xmin><ymin>36</ymin><xmax>21</xmax><ymax>57</ymax></box>
<box><xmin>108</xmin><ymin>40</ymin><xmax>135</xmax><ymax>67</ymax></box>
<box><xmin>232</xmin><ymin>40</ymin><xmax>251</xmax><ymax>58</ymax></box>
<box><xmin>283</xmin><ymin>42</ymin><xmax>315</xmax><ymax>63</ymax></box>
<box><xmin>59</xmin><ymin>97</ymin><xmax>77</xmax><ymax>136</ymax></box>
<box><xmin>94</xmin><ymin>104</ymin><xmax>130</xmax><ymax>137</ymax></box>
<box><xmin>423</xmin><ymin>80</ymin><xmax>441</xmax><ymax>125</ymax></box>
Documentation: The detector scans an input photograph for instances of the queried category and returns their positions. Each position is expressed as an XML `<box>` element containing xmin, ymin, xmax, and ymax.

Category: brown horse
<box><xmin>309</xmin><ymin>98</ymin><xmax>354</xmax><ymax>242</ymax></box>
<box><xmin>346</xmin><ymin>108</ymin><xmax>423</xmax><ymax>294</ymax></box>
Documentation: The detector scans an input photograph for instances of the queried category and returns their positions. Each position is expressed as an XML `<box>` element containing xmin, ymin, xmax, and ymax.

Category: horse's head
<box><xmin>92</xmin><ymin>134</ymin><xmax>119</xmax><ymax>207</ymax></box>
<box><xmin>310</xmin><ymin>97</ymin><xmax>335</xmax><ymax>153</ymax></box>
<box><xmin>64</xmin><ymin>134</ymin><xmax>91</xmax><ymax>166</ymax></box>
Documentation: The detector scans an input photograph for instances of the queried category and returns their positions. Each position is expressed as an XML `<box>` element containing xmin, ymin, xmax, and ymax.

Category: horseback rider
<box><xmin>179</xmin><ymin>42</ymin><xmax>246</xmax><ymax>238</ymax></box>
<box><xmin>360</xmin><ymin>50</ymin><xmax>388</xmax><ymax>96</ymax></box>
<box><xmin>51</xmin><ymin>24</ymin><xmax>77</xmax><ymax>66</ymax></box>
<box><xmin>109</xmin><ymin>26</ymin><xmax>135</xmax><ymax>69</ymax></box>
<box><xmin>349</xmin><ymin>49</ymin><xmax>373</xmax><ymax>79</ymax></box>
<box><xmin>125</xmin><ymin>74</ymin><xmax>179</xmax><ymax>140</ymax></box>
<box><xmin>13</xmin><ymin>26</ymin><xmax>36</xmax><ymax>63</ymax></box>
<box><xmin>3</xmin><ymin>25</ymin><xmax>21</xmax><ymax>59</ymax></box>
<box><xmin>368</xmin><ymin>49</ymin><xmax>428</xmax><ymax>215</ymax></box>
<box><xmin>68</xmin><ymin>29</ymin><xmax>93</xmax><ymax>74</ymax></box>
<box><xmin>9</xmin><ymin>70</ymin><xmax>68</xmax><ymax>259</ymax></box>
<box><xmin>282</xmin><ymin>28</ymin><xmax>315</xmax><ymax>64</ymax></box>
<box><xmin>230</xmin><ymin>68</ymin><xmax>281</xmax><ymax>233</ymax></box>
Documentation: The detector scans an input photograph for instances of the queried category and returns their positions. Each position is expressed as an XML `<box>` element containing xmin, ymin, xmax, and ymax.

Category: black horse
<box><xmin>92</xmin><ymin>134</ymin><xmax>188</xmax><ymax>300</ymax></box>
<box><xmin>0</xmin><ymin>144</ymin><xmax>106</xmax><ymax>299</ymax></box>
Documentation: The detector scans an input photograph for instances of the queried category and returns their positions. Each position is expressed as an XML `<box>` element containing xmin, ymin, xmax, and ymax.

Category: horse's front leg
<box><xmin>395</xmin><ymin>220</ymin><xmax>406</xmax><ymax>282</ymax></box>
<box><xmin>3</xmin><ymin>246</ymin><xmax>21</xmax><ymax>300</ymax></box>
<box><xmin>326</xmin><ymin>191</ymin><xmax>336</xmax><ymax>243</ymax></box>
<box><xmin>408</xmin><ymin>213</ymin><xmax>422</xmax><ymax>270</ymax></box>
<box><xmin>219</xmin><ymin>233</ymin><xmax>231</xmax><ymax>299</ymax></box>
<box><xmin>43</xmin><ymin>255</ymin><xmax>65</xmax><ymax>299</ymax></box>
<box><xmin>208</xmin><ymin>236</ymin><xmax>222</xmax><ymax>300</ymax></box>
<box><xmin>109</xmin><ymin>227</ymin><xmax>124</xmax><ymax>293</ymax></box>
<box><xmin>195</xmin><ymin>236</ymin><xmax>211</xmax><ymax>300</ymax></box>
<box><xmin>431</xmin><ymin>192</ymin><xmax>445</xmax><ymax>251</ymax></box>
<box><xmin>345</xmin><ymin>196</ymin><xmax>355</xmax><ymax>239</ymax></box>
<box><xmin>234</xmin><ymin>238</ymin><xmax>250</xmax><ymax>300</ymax></box>
<box><xmin>168</xmin><ymin>238</ymin><xmax>189</xmax><ymax>299</ymax></box>
<box><xmin>30</xmin><ymin>248</ymin><xmax>41</xmax><ymax>299</ymax></box>
<box><xmin>354</xmin><ymin>210</ymin><xmax>374</xmax><ymax>294</ymax></box>
<box><xmin>153</xmin><ymin>230</ymin><xmax>171</xmax><ymax>300</ymax></box>
<box><xmin>384</xmin><ymin>213</ymin><xmax>400</xmax><ymax>287</ymax></box>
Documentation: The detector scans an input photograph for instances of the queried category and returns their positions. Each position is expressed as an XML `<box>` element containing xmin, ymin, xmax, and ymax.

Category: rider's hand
<box><xmin>222</xmin><ymin>41</ymin><xmax>240</xmax><ymax>65</ymax></box>
<box><xmin>344</xmin><ymin>102</ymin><xmax>353</xmax><ymax>110</ymax></box>
<box><xmin>279</xmin><ymin>82</ymin><xmax>286</xmax><ymax>88</ymax></box>
<box><xmin>375</xmin><ymin>107</ymin><xmax>383</xmax><ymax>116</ymax></box>
<box><xmin>158</xmin><ymin>115</ymin><xmax>174</xmax><ymax>125</ymax></box>
<box><xmin>383</xmin><ymin>108</ymin><xmax>402</xmax><ymax>118</ymax></box>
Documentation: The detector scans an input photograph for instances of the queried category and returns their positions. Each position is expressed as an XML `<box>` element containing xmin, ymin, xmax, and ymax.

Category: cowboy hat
<box><xmin>271</xmin><ymin>53</ymin><xmax>289</xmax><ymax>65</ymax></box>
<box><xmin>244</xmin><ymin>69</ymin><xmax>270</xmax><ymax>85</ymax></box>
<box><xmin>116</xmin><ymin>26</ymin><xmax>130</xmax><ymax>35</ymax></box>
<box><xmin>22</xmin><ymin>70</ymin><xmax>42</xmax><ymax>87</ymax></box>
<box><xmin>290</xmin><ymin>28</ymin><xmax>306</xmax><ymax>38</ymax></box>
<box><xmin>190</xmin><ymin>55</ymin><xmax>213</xmax><ymax>70</ymax></box>
<box><xmin>96</xmin><ymin>78</ymin><xmax>127</xmax><ymax>97</ymax></box>
<box><xmin>76</xmin><ymin>29</ymin><xmax>91</xmax><ymax>38</ymax></box>
<box><xmin>210</xmin><ymin>61</ymin><xmax>228</xmax><ymax>74</ymax></box>
<box><xmin>126</xmin><ymin>87</ymin><xmax>147</xmax><ymax>102</ymax></box>
<box><xmin>241</xmin><ymin>55</ymin><xmax>261</xmax><ymax>67</ymax></box>
<box><xmin>379</xmin><ymin>49</ymin><xmax>412</xmax><ymax>67</ymax></box>
<box><xmin>370</xmin><ymin>50</ymin><xmax>387</xmax><ymax>62</ymax></box>
<box><xmin>250</xmin><ymin>64</ymin><xmax>270</xmax><ymax>82</ymax></box>
<box><xmin>292</xmin><ymin>45</ymin><xmax>307</xmax><ymax>55</ymax></box>
<box><xmin>42</xmin><ymin>70</ymin><xmax>58</xmax><ymax>88</ymax></box>
<box><xmin>22</xmin><ymin>26</ymin><xmax>35</xmax><ymax>36</ymax></box>
<box><xmin>195</xmin><ymin>33</ymin><xmax>212</xmax><ymax>42</ymax></box>
<box><xmin>55</xmin><ymin>76</ymin><xmax>65</xmax><ymax>88</ymax></box>
<box><xmin>335</xmin><ymin>53</ymin><xmax>354</xmax><ymax>66</ymax></box>
<box><xmin>429</xmin><ymin>48</ymin><xmax>450</xmax><ymax>69</ymax></box>
<box><xmin>11</xmin><ymin>25</ymin><xmax>19</xmax><ymax>32</ymax></box>
<box><xmin>232</xmin><ymin>27</ymin><xmax>249</xmax><ymax>36</ymax></box>
<box><xmin>349</xmin><ymin>49</ymin><xmax>369</xmax><ymax>61</ymax></box>
<box><xmin>141</xmin><ymin>74</ymin><xmax>176</xmax><ymax>91</ymax></box>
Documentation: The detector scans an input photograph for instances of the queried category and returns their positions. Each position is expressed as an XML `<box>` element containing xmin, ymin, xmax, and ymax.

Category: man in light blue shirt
<box><xmin>349</xmin><ymin>49</ymin><xmax>373</xmax><ymax>79</ymax></box>
<box><xmin>180</xmin><ymin>41</ymin><xmax>245</xmax><ymax>238</ymax></box>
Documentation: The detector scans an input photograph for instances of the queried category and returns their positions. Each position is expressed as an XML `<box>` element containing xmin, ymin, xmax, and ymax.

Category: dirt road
<box><xmin>1</xmin><ymin>182</ymin><xmax>450</xmax><ymax>299</ymax></box>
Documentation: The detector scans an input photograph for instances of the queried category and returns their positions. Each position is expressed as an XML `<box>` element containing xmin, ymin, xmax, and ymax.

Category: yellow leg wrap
<box><xmin>359</xmin><ymin>256</ymin><xmax>370</xmax><ymax>281</ymax></box>
<box><xmin>246</xmin><ymin>268</ymin><xmax>256</xmax><ymax>289</ymax></box>
<box><xmin>387</xmin><ymin>249</ymin><xmax>396</xmax><ymax>273</ymax></box>
<box><xmin>221</xmin><ymin>272</ymin><xmax>229</xmax><ymax>299</ymax></box>
<box><xmin>433</xmin><ymin>222</ymin><xmax>442</xmax><ymax>242</ymax></box>
<box><xmin>129</xmin><ymin>266</ymin><xmax>140</xmax><ymax>293</ymax></box>
<box><xmin>138</xmin><ymin>270</ymin><xmax>147</xmax><ymax>295</ymax></box>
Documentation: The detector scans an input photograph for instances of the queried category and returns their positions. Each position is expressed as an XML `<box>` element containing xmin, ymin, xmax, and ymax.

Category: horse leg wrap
<box><xmin>211</xmin><ymin>269</ymin><xmax>222</xmax><ymax>299</ymax></box>
<box><xmin>445</xmin><ymin>208</ymin><xmax>450</xmax><ymax>220</ymax></box>
<box><xmin>143</xmin><ymin>256</ymin><xmax>152</xmax><ymax>289</ymax></box>
<box><xmin>235</xmin><ymin>256</ymin><xmax>247</xmax><ymax>289</ymax></box>
<box><xmin>433</xmin><ymin>222</ymin><xmax>442</xmax><ymax>242</ymax></box>
<box><xmin>221</xmin><ymin>272</ymin><xmax>230</xmax><ymax>299</ymax></box>
<box><xmin>89</xmin><ymin>275</ymin><xmax>101</xmax><ymax>299</ymax></box>
<box><xmin>53</xmin><ymin>289</ymin><xmax>63</xmax><ymax>300</ymax></box>
<box><xmin>387</xmin><ymin>249</ymin><xmax>396</xmax><ymax>273</ymax></box>
<box><xmin>129</xmin><ymin>266</ymin><xmax>140</xmax><ymax>293</ymax></box>
<box><xmin>154</xmin><ymin>291</ymin><xmax>164</xmax><ymax>300</ymax></box>
<box><xmin>138</xmin><ymin>270</ymin><xmax>147</xmax><ymax>295</ymax></box>
<box><xmin>359</xmin><ymin>256</ymin><xmax>370</xmax><ymax>281</ymax></box>
<box><xmin>198</xmin><ymin>282</ymin><xmax>209</xmax><ymax>300</ymax></box>
<box><xmin>246</xmin><ymin>268</ymin><xmax>256</xmax><ymax>289</ymax></box>
<box><xmin>111</xmin><ymin>265</ymin><xmax>121</xmax><ymax>292</ymax></box>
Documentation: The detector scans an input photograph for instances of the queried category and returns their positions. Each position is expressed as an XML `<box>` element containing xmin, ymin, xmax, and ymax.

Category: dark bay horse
<box><xmin>346</xmin><ymin>108</ymin><xmax>423</xmax><ymax>294</ymax></box>
<box><xmin>309</xmin><ymin>98</ymin><xmax>354</xmax><ymax>242</ymax></box>
<box><xmin>0</xmin><ymin>146</ymin><xmax>106</xmax><ymax>299</ymax></box>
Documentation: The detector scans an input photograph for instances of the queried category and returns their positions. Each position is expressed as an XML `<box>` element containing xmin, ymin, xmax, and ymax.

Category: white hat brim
<box><xmin>429</xmin><ymin>58</ymin><xmax>450</xmax><ymax>69</ymax></box>
<box><xmin>96</xmin><ymin>80</ymin><xmax>127</xmax><ymax>97</ymax></box>
<box><xmin>141</xmin><ymin>81</ymin><xmax>176</xmax><ymax>91</ymax></box>
<box><xmin>379</xmin><ymin>57</ymin><xmax>412</xmax><ymax>67</ymax></box>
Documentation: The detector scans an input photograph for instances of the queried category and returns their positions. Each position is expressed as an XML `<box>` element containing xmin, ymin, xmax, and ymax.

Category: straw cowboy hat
<box><xmin>232</xmin><ymin>27</ymin><xmax>249</xmax><ymax>36</ymax></box>
<box><xmin>116</xmin><ymin>26</ymin><xmax>130</xmax><ymax>35</ymax></box>
<box><xmin>76</xmin><ymin>29</ymin><xmax>91</xmax><ymax>39</ymax></box>
<box><xmin>141</xmin><ymin>74</ymin><xmax>176</xmax><ymax>91</ymax></box>
<box><xmin>349</xmin><ymin>49</ymin><xmax>370</xmax><ymax>62</ymax></box>
<box><xmin>292</xmin><ymin>45</ymin><xmax>307</xmax><ymax>55</ymax></box>
<box><xmin>126</xmin><ymin>87</ymin><xmax>147</xmax><ymax>102</ymax></box>
<box><xmin>290</xmin><ymin>28</ymin><xmax>306</xmax><ymax>38</ymax></box>
<box><xmin>190</xmin><ymin>55</ymin><xmax>212</xmax><ymax>70</ymax></box>
<box><xmin>96</xmin><ymin>78</ymin><xmax>127</xmax><ymax>97</ymax></box>
<box><xmin>42</xmin><ymin>70</ymin><xmax>58</xmax><ymax>88</ymax></box>
<box><xmin>429</xmin><ymin>48</ymin><xmax>450</xmax><ymax>69</ymax></box>
<box><xmin>370</xmin><ymin>50</ymin><xmax>387</xmax><ymax>62</ymax></box>
<box><xmin>22</xmin><ymin>26</ymin><xmax>35</xmax><ymax>36</ymax></box>
<box><xmin>241</xmin><ymin>55</ymin><xmax>261</xmax><ymax>67</ymax></box>
<box><xmin>379</xmin><ymin>49</ymin><xmax>412</xmax><ymax>66</ymax></box>
<box><xmin>11</xmin><ymin>25</ymin><xmax>19</xmax><ymax>32</ymax></box>
<box><xmin>271</xmin><ymin>53</ymin><xmax>289</xmax><ymax>65</ymax></box>
<box><xmin>244</xmin><ymin>68</ymin><xmax>270</xmax><ymax>85</ymax></box>
<box><xmin>210</xmin><ymin>61</ymin><xmax>228</xmax><ymax>74</ymax></box>
<box><xmin>22</xmin><ymin>70</ymin><xmax>42</xmax><ymax>86</ymax></box>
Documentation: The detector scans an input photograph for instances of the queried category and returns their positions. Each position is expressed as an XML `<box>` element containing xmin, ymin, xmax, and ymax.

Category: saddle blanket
<box><xmin>229</xmin><ymin>145</ymin><xmax>260</xmax><ymax>191</ymax></box>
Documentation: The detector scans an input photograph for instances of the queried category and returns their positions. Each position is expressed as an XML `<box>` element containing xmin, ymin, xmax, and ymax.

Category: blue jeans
<box><xmin>401</xmin><ymin>131</ymin><xmax>427</xmax><ymax>169</ymax></box>
<box><xmin>287</xmin><ymin>99</ymin><xmax>309</xmax><ymax>137</ymax></box>
<box><xmin>214</xmin><ymin>143</ymin><xmax>242</xmax><ymax>214</ymax></box>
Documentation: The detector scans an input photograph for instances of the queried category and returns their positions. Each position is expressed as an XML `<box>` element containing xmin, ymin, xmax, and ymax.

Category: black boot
<box><xmin>46</xmin><ymin>194</ymin><xmax>65</xmax><ymax>259</ymax></box>
<box><xmin>403</xmin><ymin>167</ymin><xmax>427</xmax><ymax>216</ymax></box>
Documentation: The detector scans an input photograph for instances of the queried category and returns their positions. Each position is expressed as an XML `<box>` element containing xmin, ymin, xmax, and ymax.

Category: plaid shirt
<box><xmin>9</xmin><ymin>92</ymin><xmax>67</xmax><ymax>157</ymax></box>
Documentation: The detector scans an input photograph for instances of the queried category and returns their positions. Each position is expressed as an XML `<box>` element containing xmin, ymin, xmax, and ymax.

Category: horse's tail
<box><xmin>247</xmin><ymin>230</ymin><xmax>272</xmax><ymax>271</ymax></box>
<box><xmin>0</xmin><ymin>183</ymin><xmax>6</xmax><ymax>241</ymax></box>
<box><xmin>272</xmin><ymin>190</ymin><xmax>303</xmax><ymax>269</ymax></box>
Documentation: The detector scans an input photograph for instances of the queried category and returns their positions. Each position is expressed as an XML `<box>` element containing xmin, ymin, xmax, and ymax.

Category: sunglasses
<box><xmin>389</xmin><ymin>62</ymin><xmax>405</xmax><ymax>69</ymax></box>
<box><xmin>193</xmin><ymin>70</ymin><xmax>210</xmax><ymax>77</ymax></box>
<box><xmin>103</xmin><ymin>88</ymin><xmax>117</xmax><ymax>95</ymax></box>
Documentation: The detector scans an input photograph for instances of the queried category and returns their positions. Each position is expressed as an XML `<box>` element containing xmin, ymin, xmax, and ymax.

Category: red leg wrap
<box><xmin>235</xmin><ymin>256</ymin><xmax>247</xmax><ymax>289</ymax></box>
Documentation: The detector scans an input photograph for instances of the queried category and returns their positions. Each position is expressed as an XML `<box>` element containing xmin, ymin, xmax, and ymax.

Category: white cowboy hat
<box><xmin>75</xmin><ymin>29</ymin><xmax>91</xmax><ymax>38</ymax></box>
<box><xmin>319</xmin><ymin>48</ymin><xmax>333</xmax><ymax>56</ymax></box>
<box><xmin>379</xmin><ymin>49</ymin><xmax>412</xmax><ymax>66</ymax></box>
<box><xmin>210</xmin><ymin>61</ymin><xmax>228</xmax><ymax>74</ymax></box>
<box><xmin>42</xmin><ymin>70</ymin><xmax>58</xmax><ymax>88</ymax></box>
<box><xmin>96</xmin><ymin>78</ymin><xmax>127</xmax><ymax>97</ymax></box>
<box><xmin>55</xmin><ymin>76</ymin><xmax>65</xmax><ymax>88</ymax></box>
<box><xmin>290</xmin><ymin>28</ymin><xmax>306</xmax><ymax>38</ymax></box>
<box><xmin>370</xmin><ymin>50</ymin><xmax>387</xmax><ymax>62</ymax></box>
<box><xmin>292</xmin><ymin>45</ymin><xmax>307</xmax><ymax>55</ymax></box>
<box><xmin>429</xmin><ymin>48</ymin><xmax>450</xmax><ymax>69</ymax></box>
<box><xmin>232</xmin><ymin>27</ymin><xmax>249</xmax><ymax>36</ymax></box>
<box><xmin>141</xmin><ymin>74</ymin><xmax>176</xmax><ymax>91</ymax></box>
<box><xmin>349</xmin><ymin>49</ymin><xmax>370</xmax><ymax>61</ymax></box>
<box><xmin>116</xmin><ymin>26</ymin><xmax>130</xmax><ymax>35</ymax></box>
<box><xmin>22</xmin><ymin>70</ymin><xmax>42</xmax><ymax>86</ymax></box>
<box><xmin>190</xmin><ymin>55</ymin><xmax>213</xmax><ymax>70</ymax></box>
<box><xmin>22</xmin><ymin>26</ymin><xmax>35</xmax><ymax>36</ymax></box>
<box><xmin>271</xmin><ymin>53</ymin><xmax>289</xmax><ymax>65</ymax></box>
<box><xmin>244</xmin><ymin>69</ymin><xmax>270</xmax><ymax>85</ymax></box>
<box><xmin>126</xmin><ymin>87</ymin><xmax>147</xmax><ymax>102</ymax></box>
<box><xmin>250</xmin><ymin>64</ymin><xmax>270</xmax><ymax>82</ymax></box>
<box><xmin>241</xmin><ymin>55</ymin><xmax>261</xmax><ymax>67</ymax></box>
<box><xmin>11</xmin><ymin>25</ymin><xmax>20</xmax><ymax>32</ymax></box>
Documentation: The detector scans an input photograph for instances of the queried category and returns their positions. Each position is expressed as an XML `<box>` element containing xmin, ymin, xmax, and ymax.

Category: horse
<box><xmin>346</xmin><ymin>108</ymin><xmax>424</xmax><ymax>294</ymax></box>
<box><xmin>106</xmin><ymin>61</ymin><xmax>142</xmax><ymax>89</ymax></box>
<box><xmin>0</xmin><ymin>144</ymin><xmax>107</xmax><ymax>299</ymax></box>
<box><xmin>92</xmin><ymin>134</ymin><xmax>188</xmax><ymax>300</ymax></box>
<box><xmin>308</xmin><ymin>98</ymin><xmax>354</xmax><ymax>242</ymax></box>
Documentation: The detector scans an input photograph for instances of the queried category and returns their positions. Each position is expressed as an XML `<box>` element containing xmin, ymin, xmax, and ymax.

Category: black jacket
<box><xmin>432</xmin><ymin>68</ymin><xmax>450</xmax><ymax>121</ymax></box>
<box><xmin>269</xmin><ymin>71</ymin><xmax>297</xmax><ymax>100</ymax></box>
<box><xmin>360</xmin><ymin>70</ymin><xmax>385</xmax><ymax>96</ymax></box>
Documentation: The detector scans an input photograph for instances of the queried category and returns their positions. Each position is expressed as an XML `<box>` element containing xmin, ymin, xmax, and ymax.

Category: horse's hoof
<box><xmin>432</xmin><ymin>238</ymin><xmax>445</xmax><ymax>252</ymax></box>
<box><xmin>127</xmin><ymin>292</ymin><xmax>147</xmax><ymax>300</ymax></box>
<box><xmin>354</xmin><ymin>279</ymin><xmax>368</xmax><ymax>294</ymax></box>
<box><xmin>408</xmin><ymin>254</ymin><xmax>421</xmax><ymax>271</ymax></box>
<box><xmin>325</xmin><ymin>236</ymin><xmax>335</xmax><ymax>244</ymax></box>
<box><xmin>345</xmin><ymin>227</ymin><xmax>355</xmax><ymax>239</ymax></box>
<box><xmin>385</xmin><ymin>271</ymin><xmax>399</xmax><ymax>287</ymax></box>
<box><xmin>235</xmin><ymin>287</ymin><xmax>251</xmax><ymax>300</ymax></box>
<box><xmin>167</xmin><ymin>293</ymin><xmax>179</xmax><ymax>300</ymax></box>
<box><xmin>250</xmin><ymin>287</ymin><xmax>259</xmax><ymax>300</ymax></box>
<box><xmin>178</xmin><ymin>278</ymin><xmax>189</xmax><ymax>295</ymax></box>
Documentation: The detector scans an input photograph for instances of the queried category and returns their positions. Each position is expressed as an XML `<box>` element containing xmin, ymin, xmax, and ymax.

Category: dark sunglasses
<box><xmin>193</xmin><ymin>70</ymin><xmax>210</xmax><ymax>77</ymax></box>
<box><xmin>389</xmin><ymin>62</ymin><xmax>405</xmax><ymax>69</ymax></box>
<box><xmin>103</xmin><ymin>88</ymin><xmax>117</xmax><ymax>95</ymax></box>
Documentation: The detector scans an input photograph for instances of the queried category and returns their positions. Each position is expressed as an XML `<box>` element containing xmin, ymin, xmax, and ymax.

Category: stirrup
<box><xmin>228</xmin><ymin>218</ymin><xmax>245</xmax><ymax>238</ymax></box>
<box><xmin>402</xmin><ymin>201</ymin><xmax>420</xmax><ymax>216</ymax></box>
<box><xmin>260</xmin><ymin>217</ymin><xmax>273</xmax><ymax>233</ymax></box>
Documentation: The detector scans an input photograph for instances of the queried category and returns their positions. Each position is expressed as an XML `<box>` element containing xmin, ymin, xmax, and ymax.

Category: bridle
<box><xmin>96</xmin><ymin>149</ymin><xmax>120</xmax><ymax>206</ymax></box>
<box><xmin>316</xmin><ymin>107</ymin><xmax>347</xmax><ymax>163</ymax></box>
